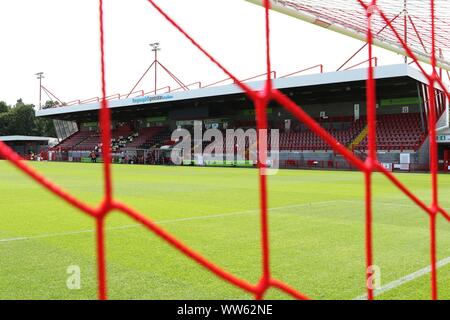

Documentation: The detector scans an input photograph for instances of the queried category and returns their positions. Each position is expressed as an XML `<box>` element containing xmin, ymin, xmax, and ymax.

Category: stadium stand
<box><xmin>126</xmin><ymin>127</ymin><xmax>166</xmax><ymax>148</ymax></box>
<box><xmin>138</xmin><ymin>128</ymin><xmax>172</xmax><ymax>149</ymax></box>
<box><xmin>51</xmin><ymin>112</ymin><xmax>429</xmax><ymax>155</ymax></box>
<box><xmin>280</xmin><ymin>117</ymin><xmax>366</xmax><ymax>151</ymax></box>
<box><xmin>43</xmin><ymin>64</ymin><xmax>445</xmax><ymax>171</ymax></box>
<box><xmin>357</xmin><ymin>113</ymin><xmax>426</xmax><ymax>151</ymax></box>
<box><xmin>53</xmin><ymin>125</ymin><xmax>169</xmax><ymax>152</ymax></box>
<box><xmin>55</xmin><ymin>131</ymin><xmax>93</xmax><ymax>150</ymax></box>
<box><xmin>76</xmin><ymin>133</ymin><xmax>101</xmax><ymax>150</ymax></box>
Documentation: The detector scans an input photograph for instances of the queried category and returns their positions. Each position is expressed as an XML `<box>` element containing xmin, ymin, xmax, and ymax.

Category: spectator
<box><xmin>90</xmin><ymin>151</ymin><xmax>97</xmax><ymax>163</ymax></box>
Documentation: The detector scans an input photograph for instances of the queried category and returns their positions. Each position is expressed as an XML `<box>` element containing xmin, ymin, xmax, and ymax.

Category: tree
<box><xmin>0</xmin><ymin>101</ymin><xmax>9</xmax><ymax>114</ymax></box>
<box><xmin>0</xmin><ymin>99</ymin><xmax>57</xmax><ymax>137</ymax></box>
<box><xmin>35</xmin><ymin>117</ymin><xmax>57</xmax><ymax>137</ymax></box>
<box><xmin>0</xmin><ymin>112</ymin><xmax>13</xmax><ymax>135</ymax></box>
<box><xmin>42</xmin><ymin>100</ymin><xmax>60</xmax><ymax>109</ymax></box>
<box><xmin>7</xmin><ymin>103</ymin><xmax>37</xmax><ymax>135</ymax></box>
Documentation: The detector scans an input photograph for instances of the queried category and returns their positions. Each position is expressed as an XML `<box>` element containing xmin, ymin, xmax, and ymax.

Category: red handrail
<box><xmin>60</xmin><ymin>71</ymin><xmax>280</xmax><ymax>106</ymax></box>
<box><xmin>239</xmin><ymin>71</ymin><xmax>276</xmax><ymax>83</ymax></box>
<box><xmin>203</xmin><ymin>77</ymin><xmax>234</xmax><ymax>88</ymax></box>
<box><xmin>56</xmin><ymin>65</ymin><xmax>354</xmax><ymax>107</ymax></box>
<box><xmin>66</xmin><ymin>100</ymin><xmax>81</xmax><ymax>106</ymax></box>
<box><xmin>280</xmin><ymin>64</ymin><xmax>324</xmax><ymax>78</ymax></box>
<box><xmin>144</xmin><ymin>86</ymin><xmax>171</xmax><ymax>96</ymax></box>
<box><xmin>121</xmin><ymin>90</ymin><xmax>144</xmax><ymax>99</ymax></box>
<box><xmin>203</xmin><ymin>71</ymin><xmax>276</xmax><ymax>88</ymax></box>
<box><xmin>171</xmin><ymin>81</ymin><xmax>202</xmax><ymax>92</ymax></box>
<box><xmin>104</xmin><ymin>94</ymin><xmax>120</xmax><ymax>101</ymax></box>
<box><xmin>80</xmin><ymin>97</ymin><xmax>100</xmax><ymax>104</ymax></box>
<box><xmin>344</xmin><ymin>57</ymin><xmax>378</xmax><ymax>71</ymax></box>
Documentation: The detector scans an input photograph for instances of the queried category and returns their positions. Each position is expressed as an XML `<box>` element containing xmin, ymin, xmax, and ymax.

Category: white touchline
<box><xmin>0</xmin><ymin>200</ymin><xmax>340</xmax><ymax>243</ymax></box>
<box><xmin>341</xmin><ymin>200</ymin><xmax>421</xmax><ymax>208</ymax></box>
<box><xmin>354</xmin><ymin>256</ymin><xmax>450</xmax><ymax>300</ymax></box>
<box><xmin>345</xmin><ymin>199</ymin><xmax>450</xmax><ymax>299</ymax></box>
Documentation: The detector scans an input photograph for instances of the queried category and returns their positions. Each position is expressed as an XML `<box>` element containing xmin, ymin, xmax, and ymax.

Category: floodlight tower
<box><xmin>35</xmin><ymin>72</ymin><xmax>44</xmax><ymax>109</ymax></box>
<box><xmin>403</xmin><ymin>0</ymin><xmax>408</xmax><ymax>64</ymax></box>
<box><xmin>150</xmin><ymin>42</ymin><xmax>161</xmax><ymax>94</ymax></box>
<box><xmin>126</xmin><ymin>42</ymin><xmax>188</xmax><ymax>98</ymax></box>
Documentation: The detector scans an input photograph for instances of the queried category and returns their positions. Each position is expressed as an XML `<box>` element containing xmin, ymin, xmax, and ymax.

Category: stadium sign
<box><xmin>437</xmin><ymin>135</ymin><xmax>450</xmax><ymax>143</ymax></box>
<box><xmin>380</xmin><ymin>97</ymin><xmax>420</xmax><ymax>107</ymax></box>
<box><xmin>131</xmin><ymin>95</ymin><xmax>174</xmax><ymax>104</ymax></box>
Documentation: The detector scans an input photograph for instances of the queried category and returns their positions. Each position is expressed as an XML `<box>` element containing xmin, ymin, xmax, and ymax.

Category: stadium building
<box><xmin>0</xmin><ymin>135</ymin><xmax>56</xmax><ymax>160</ymax></box>
<box><xmin>36</xmin><ymin>64</ymin><xmax>449</xmax><ymax>171</ymax></box>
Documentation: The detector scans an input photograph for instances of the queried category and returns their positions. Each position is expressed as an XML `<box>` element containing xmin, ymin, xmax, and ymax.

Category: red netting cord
<box><xmin>255</xmin><ymin>0</ymin><xmax>272</xmax><ymax>298</ymax></box>
<box><xmin>428</xmin><ymin>0</ymin><xmax>439</xmax><ymax>300</ymax></box>
<box><xmin>96</xmin><ymin>216</ymin><xmax>107</xmax><ymax>300</ymax></box>
<box><xmin>98</xmin><ymin>0</ymin><xmax>113</xmax><ymax>206</ymax></box>
<box><xmin>364</xmin><ymin>2</ymin><xmax>377</xmax><ymax>301</ymax></box>
<box><xmin>96</xmin><ymin>0</ymin><xmax>110</xmax><ymax>300</ymax></box>
<box><xmin>0</xmin><ymin>0</ymin><xmax>449</xmax><ymax>300</ymax></box>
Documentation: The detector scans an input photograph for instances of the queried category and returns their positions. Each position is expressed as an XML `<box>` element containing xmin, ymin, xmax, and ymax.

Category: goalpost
<box><xmin>246</xmin><ymin>0</ymin><xmax>450</xmax><ymax>71</ymax></box>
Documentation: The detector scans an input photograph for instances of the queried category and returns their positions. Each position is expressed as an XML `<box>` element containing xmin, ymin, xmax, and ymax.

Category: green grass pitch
<box><xmin>0</xmin><ymin>160</ymin><xmax>449</xmax><ymax>300</ymax></box>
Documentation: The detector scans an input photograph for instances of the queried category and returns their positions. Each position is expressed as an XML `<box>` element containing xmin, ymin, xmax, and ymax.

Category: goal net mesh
<box><xmin>250</xmin><ymin>0</ymin><xmax>450</xmax><ymax>70</ymax></box>
<box><xmin>0</xmin><ymin>0</ymin><xmax>449</xmax><ymax>300</ymax></box>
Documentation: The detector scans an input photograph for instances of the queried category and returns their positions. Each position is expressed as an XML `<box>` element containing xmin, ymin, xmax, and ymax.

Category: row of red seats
<box><xmin>53</xmin><ymin>126</ymin><xmax>148</xmax><ymax>151</ymax></box>
<box><xmin>357</xmin><ymin>113</ymin><xmax>426</xmax><ymax>151</ymax></box>
<box><xmin>126</xmin><ymin>127</ymin><xmax>165</xmax><ymax>148</ymax></box>
<box><xmin>279</xmin><ymin>119</ymin><xmax>365</xmax><ymax>151</ymax></box>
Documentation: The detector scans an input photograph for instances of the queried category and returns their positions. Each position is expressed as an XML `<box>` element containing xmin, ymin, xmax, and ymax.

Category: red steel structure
<box><xmin>1</xmin><ymin>0</ymin><xmax>450</xmax><ymax>300</ymax></box>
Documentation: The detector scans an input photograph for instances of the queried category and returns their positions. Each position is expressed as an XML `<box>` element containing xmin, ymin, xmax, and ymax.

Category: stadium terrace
<box><xmin>36</xmin><ymin>64</ymin><xmax>449</xmax><ymax>172</ymax></box>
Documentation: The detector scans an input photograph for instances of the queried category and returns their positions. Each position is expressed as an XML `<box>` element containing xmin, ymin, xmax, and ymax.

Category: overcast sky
<box><xmin>0</xmin><ymin>0</ymin><xmax>409</xmax><ymax>107</ymax></box>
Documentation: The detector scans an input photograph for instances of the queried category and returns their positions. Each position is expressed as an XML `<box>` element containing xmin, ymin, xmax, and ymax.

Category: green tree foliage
<box><xmin>42</xmin><ymin>100</ymin><xmax>60</xmax><ymax>109</ymax></box>
<box><xmin>0</xmin><ymin>101</ymin><xmax>10</xmax><ymax>114</ymax></box>
<box><xmin>0</xmin><ymin>112</ymin><xmax>13</xmax><ymax>136</ymax></box>
<box><xmin>0</xmin><ymin>100</ymin><xmax>56</xmax><ymax>137</ymax></box>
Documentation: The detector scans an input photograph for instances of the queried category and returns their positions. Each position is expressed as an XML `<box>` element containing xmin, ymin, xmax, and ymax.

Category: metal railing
<box><xmin>47</xmin><ymin>67</ymin><xmax>330</xmax><ymax>108</ymax></box>
<box><xmin>343</xmin><ymin>57</ymin><xmax>378</xmax><ymax>71</ymax></box>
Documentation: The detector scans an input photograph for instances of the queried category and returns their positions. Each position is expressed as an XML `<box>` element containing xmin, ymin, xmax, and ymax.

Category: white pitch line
<box><xmin>341</xmin><ymin>200</ymin><xmax>421</xmax><ymax>208</ymax></box>
<box><xmin>345</xmin><ymin>199</ymin><xmax>450</xmax><ymax>299</ymax></box>
<box><xmin>0</xmin><ymin>200</ymin><xmax>340</xmax><ymax>243</ymax></box>
<box><xmin>354</xmin><ymin>256</ymin><xmax>450</xmax><ymax>300</ymax></box>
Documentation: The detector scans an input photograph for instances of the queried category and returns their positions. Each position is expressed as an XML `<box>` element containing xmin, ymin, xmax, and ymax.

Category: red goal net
<box><xmin>0</xmin><ymin>0</ymin><xmax>449</xmax><ymax>300</ymax></box>
<box><xmin>248</xmin><ymin>0</ymin><xmax>450</xmax><ymax>71</ymax></box>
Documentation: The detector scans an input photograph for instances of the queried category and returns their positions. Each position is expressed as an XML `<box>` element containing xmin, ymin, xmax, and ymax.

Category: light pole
<box><xmin>403</xmin><ymin>0</ymin><xmax>408</xmax><ymax>64</ymax></box>
<box><xmin>126</xmin><ymin>42</ymin><xmax>188</xmax><ymax>98</ymax></box>
<box><xmin>150</xmin><ymin>42</ymin><xmax>161</xmax><ymax>94</ymax></box>
<box><xmin>35</xmin><ymin>72</ymin><xmax>44</xmax><ymax>109</ymax></box>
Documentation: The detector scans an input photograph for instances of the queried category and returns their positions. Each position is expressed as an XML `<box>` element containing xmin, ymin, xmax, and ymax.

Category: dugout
<box><xmin>0</xmin><ymin>136</ymin><xmax>57</xmax><ymax>159</ymax></box>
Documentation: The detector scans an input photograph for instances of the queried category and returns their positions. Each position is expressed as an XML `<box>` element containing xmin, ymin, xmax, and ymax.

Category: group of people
<box><xmin>87</xmin><ymin>150</ymin><xmax>166</xmax><ymax>165</ymax></box>
<box><xmin>29</xmin><ymin>150</ymin><xmax>48</xmax><ymax>161</ymax></box>
<box><xmin>120</xmin><ymin>151</ymin><xmax>140</xmax><ymax>164</ymax></box>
